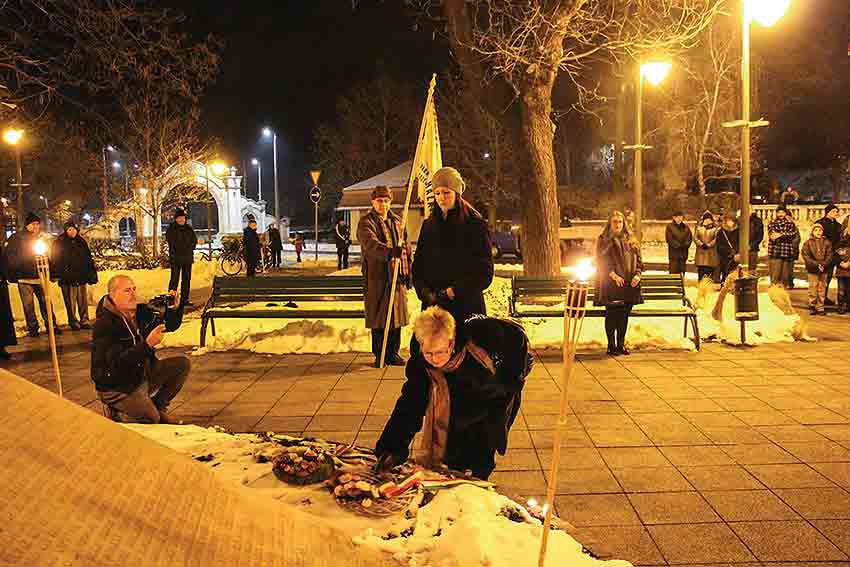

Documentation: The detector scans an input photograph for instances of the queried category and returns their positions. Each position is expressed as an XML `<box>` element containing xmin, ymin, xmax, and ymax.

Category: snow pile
<box><xmin>355</xmin><ymin>485</ymin><xmax>631</xmax><ymax>567</ymax></box>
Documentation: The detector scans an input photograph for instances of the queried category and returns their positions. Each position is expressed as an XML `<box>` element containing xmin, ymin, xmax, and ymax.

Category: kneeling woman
<box><xmin>375</xmin><ymin>306</ymin><xmax>531</xmax><ymax>480</ymax></box>
<box><xmin>596</xmin><ymin>211</ymin><xmax>643</xmax><ymax>355</ymax></box>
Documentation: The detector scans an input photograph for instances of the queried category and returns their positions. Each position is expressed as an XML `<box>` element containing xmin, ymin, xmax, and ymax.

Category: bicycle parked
<box><xmin>218</xmin><ymin>237</ymin><xmax>273</xmax><ymax>276</ymax></box>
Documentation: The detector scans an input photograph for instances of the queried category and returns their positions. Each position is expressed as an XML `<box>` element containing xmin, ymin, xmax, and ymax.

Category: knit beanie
<box><xmin>700</xmin><ymin>211</ymin><xmax>714</xmax><ymax>222</ymax></box>
<box><xmin>64</xmin><ymin>220</ymin><xmax>78</xmax><ymax>231</ymax></box>
<box><xmin>174</xmin><ymin>207</ymin><xmax>187</xmax><ymax>219</ymax></box>
<box><xmin>776</xmin><ymin>204</ymin><xmax>788</xmax><ymax>213</ymax></box>
<box><xmin>431</xmin><ymin>167</ymin><xmax>465</xmax><ymax>196</ymax></box>
<box><xmin>25</xmin><ymin>212</ymin><xmax>40</xmax><ymax>226</ymax></box>
<box><xmin>825</xmin><ymin>204</ymin><xmax>839</xmax><ymax>215</ymax></box>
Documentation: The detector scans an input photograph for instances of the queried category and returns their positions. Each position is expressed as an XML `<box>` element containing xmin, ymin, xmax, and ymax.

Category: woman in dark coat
<box><xmin>0</xmin><ymin>244</ymin><xmax>17</xmax><ymax>359</ymax></box>
<box><xmin>595</xmin><ymin>210</ymin><xmax>643</xmax><ymax>356</ymax></box>
<box><xmin>267</xmin><ymin>224</ymin><xmax>283</xmax><ymax>268</ymax></box>
<box><xmin>51</xmin><ymin>221</ymin><xmax>98</xmax><ymax>330</ymax></box>
<box><xmin>412</xmin><ymin>167</ymin><xmax>493</xmax><ymax>326</ymax></box>
<box><xmin>243</xmin><ymin>216</ymin><xmax>261</xmax><ymax>277</ymax></box>
<box><xmin>375</xmin><ymin>306</ymin><xmax>532</xmax><ymax>480</ymax></box>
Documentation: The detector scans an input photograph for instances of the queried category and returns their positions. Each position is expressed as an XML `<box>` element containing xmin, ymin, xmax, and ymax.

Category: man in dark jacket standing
<box><xmin>165</xmin><ymin>208</ymin><xmax>197</xmax><ymax>306</ymax></box>
<box><xmin>749</xmin><ymin>212</ymin><xmax>765</xmax><ymax>275</ymax></box>
<box><xmin>412</xmin><ymin>167</ymin><xmax>494</xmax><ymax>325</ymax></box>
<box><xmin>267</xmin><ymin>223</ymin><xmax>283</xmax><ymax>268</ymax></box>
<box><xmin>92</xmin><ymin>274</ymin><xmax>189</xmax><ymax>424</ymax></box>
<box><xmin>815</xmin><ymin>204</ymin><xmax>842</xmax><ymax>305</ymax></box>
<box><xmin>357</xmin><ymin>186</ymin><xmax>410</xmax><ymax>367</ymax></box>
<box><xmin>335</xmin><ymin>218</ymin><xmax>351</xmax><ymax>270</ymax></box>
<box><xmin>5</xmin><ymin>212</ymin><xmax>60</xmax><ymax>337</ymax></box>
<box><xmin>243</xmin><ymin>215</ymin><xmax>261</xmax><ymax>277</ymax></box>
<box><xmin>51</xmin><ymin>221</ymin><xmax>97</xmax><ymax>330</ymax></box>
<box><xmin>665</xmin><ymin>212</ymin><xmax>692</xmax><ymax>275</ymax></box>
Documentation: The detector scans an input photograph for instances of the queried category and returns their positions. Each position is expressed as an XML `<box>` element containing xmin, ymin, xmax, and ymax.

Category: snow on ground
<box><xmin>126</xmin><ymin>423</ymin><xmax>632</xmax><ymax>567</ymax></box>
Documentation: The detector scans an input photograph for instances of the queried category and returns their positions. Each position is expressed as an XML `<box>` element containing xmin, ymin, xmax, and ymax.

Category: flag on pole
<box><xmin>412</xmin><ymin>80</ymin><xmax>442</xmax><ymax>217</ymax></box>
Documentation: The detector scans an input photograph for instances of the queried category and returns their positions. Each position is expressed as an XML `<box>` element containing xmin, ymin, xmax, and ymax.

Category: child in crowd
<box><xmin>801</xmin><ymin>224</ymin><xmax>832</xmax><ymax>315</ymax></box>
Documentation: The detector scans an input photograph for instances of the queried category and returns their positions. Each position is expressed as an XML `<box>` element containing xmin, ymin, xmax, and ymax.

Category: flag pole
<box><xmin>379</xmin><ymin>74</ymin><xmax>437</xmax><ymax>368</ymax></box>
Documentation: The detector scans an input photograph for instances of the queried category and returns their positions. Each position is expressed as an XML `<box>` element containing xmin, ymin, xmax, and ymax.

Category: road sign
<box><xmin>310</xmin><ymin>170</ymin><xmax>322</xmax><ymax>186</ymax></box>
<box><xmin>310</xmin><ymin>186</ymin><xmax>321</xmax><ymax>204</ymax></box>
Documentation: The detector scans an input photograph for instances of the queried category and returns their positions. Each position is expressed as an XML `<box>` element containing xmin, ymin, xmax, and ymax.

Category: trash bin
<box><xmin>734</xmin><ymin>276</ymin><xmax>759</xmax><ymax>321</ymax></box>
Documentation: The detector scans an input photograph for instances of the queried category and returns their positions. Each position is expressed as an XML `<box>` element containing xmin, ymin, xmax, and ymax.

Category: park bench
<box><xmin>510</xmin><ymin>273</ymin><xmax>700</xmax><ymax>350</ymax></box>
<box><xmin>200</xmin><ymin>276</ymin><xmax>365</xmax><ymax>347</ymax></box>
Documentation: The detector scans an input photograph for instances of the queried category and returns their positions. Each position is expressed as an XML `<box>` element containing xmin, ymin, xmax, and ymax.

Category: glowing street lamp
<box><xmin>34</xmin><ymin>239</ymin><xmax>63</xmax><ymax>397</ymax></box>
<box><xmin>251</xmin><ymin>158</ymin><xmax>262</xmax><ymax>202</ymax></box>
<box><xmin>626</xmin><ymin>60</ymin><xmax>672</xmax><ymax>240</ymax></box>
<box><xmin>112</xmin><ymin>161</ymin><xmax>121</xmax><ymax>170</ymax></box>
<box><xmin>727</xmin><ymin>0</ymin><xmax>791</xmax><ymax>275</ymax></box>
<box><xmin>3</xmin><ymin>128</ymin><xmax>25</xmax><ymax>229</ymax></box>
<box><xmin>262</xmin><ymin>126</ymin><xmax>279</xmax><ymax>222</ymax></box>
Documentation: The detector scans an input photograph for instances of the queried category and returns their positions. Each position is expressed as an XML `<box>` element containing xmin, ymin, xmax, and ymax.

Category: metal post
<box><xmin>634</xmin><ymin>65</ymin><xmax>644</xmax><ymax>241</ymax></box>
<box><xmin>739</xmin><ymin>3</ymin><xmax>752</xmax><ymax>273</ymax></box>
<box><xmin>101</xmin><ymin>147</ymin><xmax>109</xmax><ymax>215</ymax></box>
<box><xmin>314</xmin><ymin>200</ymin><xmax>319</xmax><ymax>262</ymax></box>
<box><xmin>258</xmin><ymin>163</ymin><xmax>263</xmax><ymax>202</ymax></box>
<box><xmin>614</xmin><ymin>82</ymin><xmax>626</xmax><ymax>194</ymax></box>
<box><xmin>272</xmin><ymin>132</ymin><xmax>279</xmax><ymax>222</ymax></box>
<box><xmin>206</xmin><ymin>164</ymin><xmax>213</xmax><ymax>257</ymax></box>
<box><xmin>15</xmin><ymin>146</ymin><xmax>23</xmax><ymax>230</ymax></box>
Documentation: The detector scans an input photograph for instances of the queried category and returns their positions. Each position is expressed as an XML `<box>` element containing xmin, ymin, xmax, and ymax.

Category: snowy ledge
<box><xmin>126</xmin><ymin>423</ymin><xmax>633</xmax><ymax>567</ymax></box>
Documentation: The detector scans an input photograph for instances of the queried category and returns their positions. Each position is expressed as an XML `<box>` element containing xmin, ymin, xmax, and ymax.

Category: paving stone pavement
<box><xmin>4</xmin><ymin>299</ymin><xmax>850</xmax><ymax>566</ymax></box>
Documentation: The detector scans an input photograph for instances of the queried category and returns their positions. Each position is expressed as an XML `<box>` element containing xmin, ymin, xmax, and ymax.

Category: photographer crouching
<box><xmin>91</xmin><ymin>275</ymin><xmax>189</xmax><ymax>424</ymax></box>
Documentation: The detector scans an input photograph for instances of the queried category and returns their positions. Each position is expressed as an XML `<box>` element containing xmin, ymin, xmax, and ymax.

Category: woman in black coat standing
<box><xmin>243</xmin><ymin>215</ymin><xmax>261</xmax><ymax>277</ymax></box>
<box><xmin>0</xmin><ymin>244</ymin><xmax>16</xmax><ymax>359</ymax></box>
<box><xmin>51</xmin><ymin>221</ymin><xmax>98</xmax><ymax>330</ymax></box>
<box><xmin>412</xmin><ymin>167</ymin><xmax>494</xmax><ymax>326</ymax></box>
<box><xmin>595</xmin><ymin>211</ymin><xmax>643</xmax><ymax>356</ymax></box>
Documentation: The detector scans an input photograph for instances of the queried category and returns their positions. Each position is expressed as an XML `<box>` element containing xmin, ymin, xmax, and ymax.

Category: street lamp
<box><xmin>251</xmin><ymin>158</ymin><xmax>262</xmax><ymax>202</ymax></box>
<box><xmin>34</xmin><ymin>238</ymin><xmax>63</xmax><ymax>398</ymax></box>
<box><xmin>101</xmin><ymin>146</ymin><xmax>116</xmax><ymax>214</ymax></box>
<box><xmin>3</xmin><ymin>128</ymin><xmax>25</xmax><ymax>230</ymax></box>
<box><xmin>727</xmin><ymin>0</ymin><xmax>790</xmax><ymax>274</ymax></box>
<box><xmin>262</xmin><ymin>126</ymin><xmax>279</xmax><ymax>222</ymax></box>
<box><xmin>628</xmin><ymin>60</ymin><xmax>672</xmax><ymax>240</ymax></box>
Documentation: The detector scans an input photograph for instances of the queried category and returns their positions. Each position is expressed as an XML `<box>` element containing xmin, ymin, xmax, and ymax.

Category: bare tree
<box><xmin>410</xmin><ymin>0</ymin><xmax>724</xmax><ymax>275</ymax></box>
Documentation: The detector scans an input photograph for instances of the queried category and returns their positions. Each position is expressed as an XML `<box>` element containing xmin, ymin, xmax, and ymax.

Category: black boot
<box><xmin>605</xmin><ymin>311</ymin><xmax>618</xmax><ymax>355</ymax></box>
<box><xmin>617</xmin><ymin>309</ymin><xmax>631</xmax><ymax>355</ymax></box>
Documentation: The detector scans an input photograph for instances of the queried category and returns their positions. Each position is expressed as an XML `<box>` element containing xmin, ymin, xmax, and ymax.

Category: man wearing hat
<box><xmin>815</xmin><ymin>204</ymin><xmax>842</xmax><ymax>305</ymax></box>
<box><xmin>665</xmin><ymin>211</ymin><xmax>692</xmax><ymax>275</ymax></box>
<box><xmin>165</xmin><ymin>208</ymin><xmax>197</xmax><ymax>306</ymax></box>
<box><xmin>51</xmin><ymin>220</ymin><xmax>98</xmax><ymax>330</ymax></box>
<box><xmin>413</xmin><ymin>166</ymin><xmax>493</xmax><ymax>326</ymax></box>
<box><xmin>357</xmin><ymin>186</ymin><xmax>410</xmax><ymax>367</ymax></box>
<box><xmin>243</xmin><ymin>214</ymin><xmax>261</xmax><ymax>277</ymax></box>
<box><xmin>5</xmin><ymin>212</ymin><xmax>61</xmax><ymax>337</ymax></box>
<box><xmin>767</xmin><ymin>204</ymin><xmax>800</xmax><ymax>287</ymax></box>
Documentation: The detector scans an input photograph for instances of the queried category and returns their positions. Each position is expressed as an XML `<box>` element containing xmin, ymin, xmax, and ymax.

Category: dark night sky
<box><xmin>159</xmin><ymin>0</ymin><xmax>447</xmax><ymax>222</ymax></box>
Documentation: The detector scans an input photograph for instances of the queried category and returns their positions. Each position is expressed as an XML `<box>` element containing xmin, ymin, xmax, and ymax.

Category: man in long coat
<box><xmin>357</xmin><ymin>186</ymin><xmax>410</xmax><ymax>368</ymax></box>
<box><xmin>165</xmin><ymin>208</ymin><xmax>197</xmax><ymax>306</ymax></box>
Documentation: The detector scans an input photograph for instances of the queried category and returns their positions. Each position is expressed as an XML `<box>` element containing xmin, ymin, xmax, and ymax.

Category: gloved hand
<box><xmin>389</xmin><ymin>246</ymin><xmax>403</xmax><ymax>259</ymax></box>
<box><xmin>419</xmin><ymin>287</ymin><xmax>438</xmax><ymax>305</ymax></box>
<box><xmin>373</xmin><ymin>452</ymin><xmax>405</xmax><ymax>473</ymax></box>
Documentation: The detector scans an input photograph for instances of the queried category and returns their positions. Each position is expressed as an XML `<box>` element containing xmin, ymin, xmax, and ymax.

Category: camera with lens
<box><xmin>140</xmin><ymin>293</ymin><xmax>184</xmax><ymax>336</ymax></box>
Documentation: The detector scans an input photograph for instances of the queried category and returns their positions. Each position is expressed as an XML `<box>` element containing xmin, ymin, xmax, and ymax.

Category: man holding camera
<box><xmin>91</xmin><ymin>275</ymin><xmax>189</xmax><ymax>424</ymax></box>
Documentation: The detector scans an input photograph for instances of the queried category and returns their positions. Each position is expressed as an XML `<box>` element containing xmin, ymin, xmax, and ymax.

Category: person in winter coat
<box><xmin>767</xmin><ymin>204</ymin><xmax>799</xmax><ymax>287</ymax></box>
<box><xmin>357</xmin><ymin>186</ymin><xmax>411</xmax><ymax>367</ymax></box>
<box><xmin>815</xmin><ymin>204</ymin><xmax>842</xmax><ymax>305</ymax></box>
<box><xmin>802</xmin><ymin>223</ymin><xmax>833</xmax><ymax>315</ymax></box>
<box><xmin>335</xmin><ymin>218</ymin><xmax>352</xmax><ymax>270</ymax></box>
<box><xmin>267</xmin><ymin>224</ymin><xmax>283</xmax><ymax>268</ymax></box>
<box><xmin>374</xmin><ymin>305</ymin><xmax>531</xmax><ymax>480</ymax></box>
<box><xmin>748</xmin><ymin>212</ymin><xmax>765</xmax><ymax>275</ymax></box>
<box><xmin>165</xmin><ymin>208</ymin><xmax>197</xmax><ymax>306</ymax></box>
<box><xmin>834</xmin><ymin>220</ymin><xmax>850</xmax><ymax>314</ymax></box>
<box><xmin>92</xmin><ymin>275</ymin><xmax>189</xmax><ymax>424</ymax></box>
<box><xmin>293</xmin><ymin>233</ymin><xmax>304</xmax><ymax>263</ymax></box>
<box><xmin>595</xmin><ymin>210</ymin><xmax>643</xmax><ymax>356</ymax></box>
<box><xmin>51</xmin><ymin>221</ymin><xmax>97</xmax><ymax>330</ymax></box>
<box><xmin>412</xmin><ymin>167</ymin><xmax>494</xmax><ymax>326</ymax></box>
<box><xmin>716</xmin><ymin>214</ymin><xmax>740</xmax><ymax>284</ymax></box>
<box><xmin>0</xmin><ymin>245</ymin><xmax>17</xmax><ymax>359</ymax></box>
<box><xmin>665</xmin><ymin>212</ymin><xmax>692</xmax><ymax>275</ymax></box>
<box><xmin>5</xmin><ymin>212</ymin><xmax>60</xmax><ymax>337</ymax></box>
<box><xmin>694</xmin><ymin>211</ymin><xmax>720</xmax><ymax>282</ymax></box>
<box><xmin>243</xmin><ymin>215</ymin><xmax>261</xmax><ymax>277</ymax></box>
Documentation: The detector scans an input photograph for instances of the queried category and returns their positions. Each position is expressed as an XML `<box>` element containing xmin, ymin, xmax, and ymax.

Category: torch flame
<box><xmin>34</xmin><ymin>239</ymin><xmax>47</xmax><ymax>256</ymax></box>
<box><xmin>561</xmin><ymin>258</ymin><xmax>596</xmax><ymax>282</ymax></box>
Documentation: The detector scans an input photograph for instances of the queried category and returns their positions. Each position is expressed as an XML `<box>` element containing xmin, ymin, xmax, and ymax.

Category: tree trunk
<box><xmin>515</xmin><ymin>84</ymin><xmax>561</xmax><ymax>277</ymax></box>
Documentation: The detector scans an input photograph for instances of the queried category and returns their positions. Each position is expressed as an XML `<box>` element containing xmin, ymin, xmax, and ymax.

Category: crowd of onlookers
<box><xmin>667</xmin><ymin>203</ymin><xmax>850</xmax><ymax>315</ymax></box>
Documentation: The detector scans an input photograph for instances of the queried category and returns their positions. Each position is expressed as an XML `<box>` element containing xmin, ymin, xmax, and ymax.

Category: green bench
<box><xmin>200</xmin><ymin>276</ymin><xmax>365</xmax><ymax>347</ymax></box>
<box><xmin>510</xmin><ymin>273</ymin><xmax>700</xmax><ymax>350</ymax></box>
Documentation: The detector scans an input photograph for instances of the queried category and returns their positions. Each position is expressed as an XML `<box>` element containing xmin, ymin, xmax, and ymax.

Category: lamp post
<box><xmin>101</xmin><ymin>145</ymin><xmax>115</xmax><ymax>214</ymax></box>
<box><xmin>726</xmin><ymin>0</ymin><xmax>790</xmax><ymax>274</ymax></box>
<box><xmin>537</xmin><ymin>260</ymin><xmax>593</xmax><ymax>567</ymax></box>
<box><xmin>34</xmin><ymin>239</ymin><xmax>63</xmax><ymax>398</ymax></box>
<box><xmin>627</xmin><ymin>61</ymin><xmax>671</xmax><ymax>241</ymax></box>
<box><xmin>251</xmin><ymin>158</ymin><xmax>262</xmax><ymax>201</ymax></box>
<box><xmin>3</xmin><ymin>128</ymin><xmax>25</xmax><ymax>230</ymax></box>
<box><xmin>262</xmin><ymin>127</ymin><xmax>279</xmax><ymax>222</ymax></box>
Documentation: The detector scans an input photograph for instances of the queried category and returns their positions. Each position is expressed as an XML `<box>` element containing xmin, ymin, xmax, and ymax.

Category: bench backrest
<box><xmin>511</xmin><ymin>274</ymin><xmax>687</xmax><ymax>306</ymax></box>
<box><xmin>210</xmin><ymin>276</ymin><xmax>365</xmax><ymax>304</ymax></box>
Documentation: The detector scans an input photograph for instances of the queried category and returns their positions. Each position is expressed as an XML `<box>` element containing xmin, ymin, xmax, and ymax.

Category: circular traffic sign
<box><xmin>310</xmin><ymin>186</ymin><xmax>321</xmax><ymax>204</ymax></box>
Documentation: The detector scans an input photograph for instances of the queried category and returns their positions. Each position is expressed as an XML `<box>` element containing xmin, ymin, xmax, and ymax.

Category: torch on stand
<box><xmin>538</xmin><ymin>276</ymin><xmax>590</xmax><ymax>567</ymax></box>
<box><xmin>35</xmin><ymin>240</ymin><xmax>63</xmax><ymax>397</ymax></box>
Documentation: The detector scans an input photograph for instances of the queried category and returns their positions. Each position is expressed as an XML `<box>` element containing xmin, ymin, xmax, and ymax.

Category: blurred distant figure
<box><xmin>665</xmin><ymin>211</ymin><xmax>692</xmax><ymax>275</ymax></box>
<box><xmin>802</xmin><ymin>223</ymin><xmax>832</xmax><ymax>315</ymax></box>
<box><xmin>243</xmin><ymin>215</ymin><xmax>261</xmax><ymax>277</ymax></box>
<box><xmin>293</xmin><ymin>233</ymin><xmax>304</xmax><ymax>263</ymax></box>
<box><xmin>780</xmin><ymin>186</ymin><xmax>800</xmax><ymax>205</ymax></box>
<box><xmin>815</xmin><ymin>204</ymin><xmax>842</xmax><ymax>305</ymax></box>
<box><xmin>267</xmin><ymin>223</ymin><xmax>283</xmax><ymax>268</ymax></box>
<box><xmin>335</xmin><ymin>218</ymin><xmax>351</xmax><ymax>270</ymax></box>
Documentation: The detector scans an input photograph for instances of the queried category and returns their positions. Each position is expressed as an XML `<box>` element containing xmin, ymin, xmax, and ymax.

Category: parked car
<box><xmin>491</xmin><ymin>221</ymin><xmax>522</xmax><ymax>259</ymax></box>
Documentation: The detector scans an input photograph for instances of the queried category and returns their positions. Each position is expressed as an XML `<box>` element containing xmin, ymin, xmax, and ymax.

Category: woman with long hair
<box><xmin>595</xmin><ymin>211</ymin><xmax>643</xmax><ymax>355</ymax></box>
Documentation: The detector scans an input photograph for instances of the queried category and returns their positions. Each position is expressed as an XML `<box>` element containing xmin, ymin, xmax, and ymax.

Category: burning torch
<box><xmin>34</xmin><ymin>239</ymin><xmax>63</xmax><ymax>397</ymax></box>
